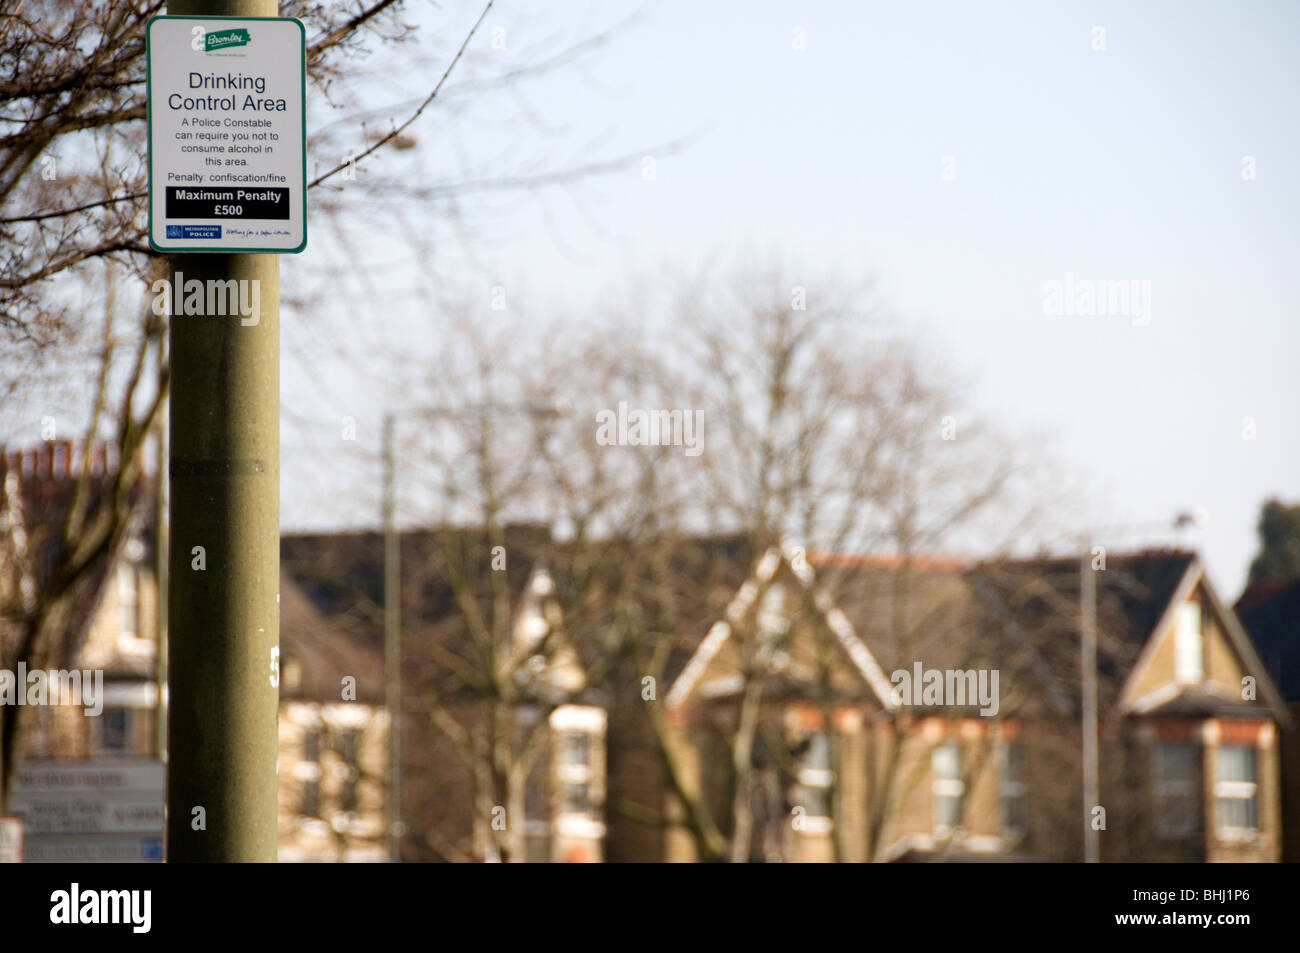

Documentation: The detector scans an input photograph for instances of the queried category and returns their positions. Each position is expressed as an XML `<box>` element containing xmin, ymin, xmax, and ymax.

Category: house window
<box><xmin>757</xmin><ymin>584</ymin><xmax>788</xmax><ymax>643</ymax></box>
<box><xmin>301</xmin><ymin>778</ymin><xmax>320</xmax><ymax>819</ymax></box>
<box><xmin>1153</xmin><ymin>742</ymin><xmax>1198</xmax><ymax>839</ymax></box>
<box><xmin>100</xmin><ymin>707</ymin><xmax>132</xmax><ymax>754</ymax></box>
<box><xmin>562</xmin><ymin>779</ymin><xmax>591</xmax><ymax>815</ymax></box>
<box><xmin>338</xmin><ymin>729</ymin><xmax>359</xmax><ymax>812</ymax></box>
<box><xmin>301</xmin><ymin>728</ymin><xmax>321</xmax><ymax>817</ymax></box>
<box><xmin>933</xmin><ymin>741</ymin><xmax>964</xmax><ymax>836</ymax></box>
<box><xmin>560</xmin><ymin>729</ymin><xmax>589</xmax><ymax>766</ymax></box>
<box><xmin>118</xmin><ymin>563</ymin><xmax>139</xmax><ymax>640</ymax></box>
<box><xmin>304</xmin><ymin>727</ymin><xmax>320</xmax><ymax>762</ymax></box>
<box><xmin>1215</xmin><ymin>745</ymin><xmax>1258</xmax><ymax>837</ymax></box>
<box><xmin>794</xmin><ymin>731</ymin><xmax>833</xmax><ymax>829</ymax></box>
<box><xmin>1174</xmin><ymin>602</ymin><xmax>1202</xmax><ymax>684</ymax></box>
<box><xmin>514</xmin><ymin>569</ymin><xmax>555</xmax><ymax>657</ymax></box>
<box><xmin>556</xmin><ymin>730</ymin><xmax>595</xmax><ymax>816</ymax></box>
<box><xmin>549</xmin><ymin>706</ymin><xmax>606</xmax><ymax>847</ymax></box>
<box><xmin>999</xmin><ymin>743</ymin><xmax>1027</xmax><ymax>839</ymax></box>
<box><xmin>116</xmin><ymin>549</ymin><xmax>154</xmax><ymax>657</ymax></box>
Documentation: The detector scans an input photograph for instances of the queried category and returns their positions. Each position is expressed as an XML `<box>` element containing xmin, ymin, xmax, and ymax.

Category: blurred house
<box><xmin>281</xmin><ymin>527</ymin><xmax>608</xmax><ymax>863</ymax></box>
<box><xmin>1235</xmin><ymin>576</ymin><xmax>1300</xmax><ymax>861</ymax></box>
<box><xmin>657</xmin><ymin>545</ymin><xmax>1290</xmax><ymax>862</ymax></box>
<box><xmin>962</xmin><ymin>549</ymin><xmax>1287</xmax><ymax>863</ymax></box>
<box><xmin>0</xmin><ymin>442</ymin><xmax>162</xmax><ymax>764</ymax></box>
<box><xmin>0</xmin><ymin>442</ymin><xmax>164</xmax><ymax>862</ymax></box>
<box><xmin>9</xmin><ymin>442</ymin><xmax>1284</xmax><ymax>863</ymax></box>
<box><xmin>1</xmin><ymin>442</ymin><xmax>388</xmax><ymax>862</ymax></box>
<box><xmin>277</xmin><ymin>572</ymin><xmax>389</xmax><ymax>862</ymax></box>
<box><xmin>283</xmin><ymin>525</ymin><xmax>1289</xmax><ymax>863</ymax></box>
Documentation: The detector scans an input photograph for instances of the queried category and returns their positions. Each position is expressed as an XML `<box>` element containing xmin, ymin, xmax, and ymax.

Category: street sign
<box><xmin>10</xmin><ymin>760</ymin><xmax>165</xmax><ymax>864</ymax></box>
<box><xmin>147</xmin><ymin>16</ymin><xmax>307</xmax><ymax>253</ymax></box>
<box><xmin>18</xmin><ymin>798</ymin><xmax>164</xmax><ymax>836</ymax></box>
<box><xmin>21</xmin><ymin>834</ymin><xmax>164</xmax><ymax>864</ymax></box>
<box><xmin>0</xmin><ymin>816</ymin><xmax>22</xmax><ymax>863</ymax></box>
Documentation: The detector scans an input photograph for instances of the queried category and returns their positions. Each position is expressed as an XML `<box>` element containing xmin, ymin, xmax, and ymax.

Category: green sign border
<box><xmin>146</xmin><ymin>15</ymin><xmax>308</xmax><ymax>254</ymax></box>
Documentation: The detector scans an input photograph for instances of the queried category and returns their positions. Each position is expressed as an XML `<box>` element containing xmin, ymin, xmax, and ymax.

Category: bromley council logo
<box><xmin>191</xmin><ymin>26</ymin><xmax>251</xmax><ymax>53</ymax></box>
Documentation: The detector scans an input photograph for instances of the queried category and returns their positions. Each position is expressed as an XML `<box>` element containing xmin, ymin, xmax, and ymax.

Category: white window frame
<box><xmin>1174</xmin><ymin>601</ymin><xmax>1202</xmax><ymax>684</ymax></box>
<box><xmin>1214</xmin><ymin>744</ymin><xmax>1258</xmax><ymax>840</ymax></box>
<box><xmin>116</xmin><ymin>555</ymin><xmax>155</xmax><ymax>657</ymax></box>
<box><xmin>932</xmin><ymin>741</ymin><xmax>965</xmax><ymax>837</ymax></box>
<box><xmin>794</xmin><ymin>731</ymin><xmax>834</xmax><ymax>833</ymax></box>
<box><xmin>549</xmin><ymin>705</ymin><xmax>604</xmax><ymax>826</ymax></box>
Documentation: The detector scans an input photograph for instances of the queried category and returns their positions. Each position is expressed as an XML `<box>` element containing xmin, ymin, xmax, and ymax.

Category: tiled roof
<box><xmin>959</xmin><ymin>549</ymin><xmax>1199</xmax><ymax>714</ymax></box>
<box><xmin>1236</xmin><ymin>575</ymin><xmax>1300</xmax><ymax>701</ymax></box>
<box><xmin>279</xmin><ymin>569</ymin><xmax>384</xmax><ymax>703</ymax></box>
<box><xmin>280</xmin><ymin>524</ymin><xmax>586</xmax><ymax>706</ymax></box>
<box><xmin>278</xmin><ymin>529</ymin><xmax>1220</xmax><ymax>722</ymax></box>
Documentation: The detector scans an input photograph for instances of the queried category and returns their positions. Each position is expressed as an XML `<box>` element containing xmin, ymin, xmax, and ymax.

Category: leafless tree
<box><xmin>0</xmin><ymin>273</ymin><xmax>163</xmax><ymax>808</ymax></box>
<box><xmin>631</xmin><ymin>262</ymin><xmax>1049</xmax><ymax>861</ymax></box>
<box><xmin>350</xmin><ymin>262</ymin><xmax>1056</xmax><ymax>863</ymax></box>
<box><xmin>0</xmin><ymin>0</ymin><xmax>662</xmax><ymax>807</ymax></box>
<box><xmin>330</xmin><ymin>312</ymin><xmax>690</xmax><ymax>861</ymax></box>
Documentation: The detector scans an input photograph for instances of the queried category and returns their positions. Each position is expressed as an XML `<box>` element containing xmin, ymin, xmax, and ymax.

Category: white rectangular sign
<box><xmin>14</xmin><ymin>760</ymin><xmax>165</xmax><ymax>794</ymax></box>
<box><xmin>10</xmin><ymin>761</ymin><xmax>164</xmax><ymax>863</ymax></box>
<box><xmin>147</xmin><ymin>16</ymin><xmax>307</xmax><ymax>253</ymax></box>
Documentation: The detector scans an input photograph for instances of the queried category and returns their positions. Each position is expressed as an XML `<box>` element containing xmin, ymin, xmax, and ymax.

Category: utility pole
<box><xmin>1073</xmin><ymin>511</ymin><xmax>1201</xmax><ymax>864</ymax></box>
<box><xmin>165</xmin><ymin>0</ymin><xmax>282</xmax><ymax>861</ymax></box>
<box><xmin>376</xmin><ymin>399</ymin><xmax>561</xmax><ymax>861</ymax></box>
<box><xmin>383</xmin><ymin>413</ymin><xmax>402</xmax><ymax>862</ymax></box>
<box><xmin>154</xmin><ymin>279</ymin><xmax>169</xmax><ymax>762</ymax></box>
<box><xmin>1080</xmin><ymin>534</ymin><xmax>1099</xmax><ymax>864</ymax></box>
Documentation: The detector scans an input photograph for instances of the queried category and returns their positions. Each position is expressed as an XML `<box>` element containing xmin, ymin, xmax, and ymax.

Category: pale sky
<box><xmin>279</xmin><ymin>0</ymin><xmax>1300</xmax><ymax>599</ymax></box>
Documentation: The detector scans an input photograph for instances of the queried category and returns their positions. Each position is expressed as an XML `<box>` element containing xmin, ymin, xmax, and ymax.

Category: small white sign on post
<box><xmin>147</xmin><ymin>16</ymin><xmax>307</xmax><ymax>253</ymax></box>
